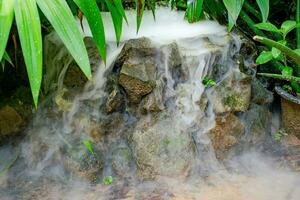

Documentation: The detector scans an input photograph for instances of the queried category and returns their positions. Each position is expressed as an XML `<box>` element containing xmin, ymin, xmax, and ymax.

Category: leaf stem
<box><xmin>253</xmin><ymin>36</ymin><xmax>300</xmax><ymax>66</ymax></box>
<box><xmin>258</xmin><ymin>73</ymin><xmax>300</xmax><ymax>83</ymax></box>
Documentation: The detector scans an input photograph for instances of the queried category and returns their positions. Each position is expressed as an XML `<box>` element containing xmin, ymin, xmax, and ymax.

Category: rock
<box><xmin>129</xmin><ymin>114</ymin><xmax>195</xmax><ymax>180</ymax></box>
<box><xmin>106</xmin><ymin>87</ymin><xmax>124</xmax><ymax>113</ymax></box>
<box><xmin>116</xmin><ymin>38</ymin><xmax>157</xmax><ymax>104</ymax></box>
<box><xmin>240</xmin><ymin>104</ymin><xmax>271</xmax><ymax>145</ymax></box>
<box><xmin>281</xmin><ymin>98</ymin><xmax>300</xmax><ymax>139</ymax></box>
<box><xmin>209</xmin><ymin>69</ymin><xmax>251</xmax><ymax>114</ymax></box>
<box><xmin>0</xmin><ymin>106</ymin><xmax>24</xmax><ymax>141</ymax></box>
<box><xmin>65</xmin><ymin>147</ymin><xmax>103</xmax><ymax>183</ymax></box>
<box><xmin>112</xmin><ymin>147</ymin><xmax>133</xmax><ymax>177</ymax></box>
<box><xmin>115</xmin><ymin>38</ymin><xmax>182</xmax><ymax>109</ymax></box>
<box><xmin>209</xmin><ymin>113</ymin><xmax>245</xmax><ymax>160</ymax></box>
<box><xmin>251</xmin><ymin>78</ymin><xmax>273</xmax><ymax>105</ymax></box>
<box><xmin>119</xmin><ymin>74</ymin><xmax>155</xmax><ymax>104</ymax></box>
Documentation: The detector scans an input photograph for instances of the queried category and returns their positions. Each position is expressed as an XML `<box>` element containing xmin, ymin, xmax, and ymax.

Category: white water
<box><xmin>1</xmin><ymin>7</ymin><xmax>300</xmax><ymax>200</ymax></box>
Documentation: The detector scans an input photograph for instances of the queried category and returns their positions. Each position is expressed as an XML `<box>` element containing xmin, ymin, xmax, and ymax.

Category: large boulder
<box><xmin>251</xmin><ymin>78</ymin><xmax>273</xmax><ymax>105</ymax></box>
<box><xmin>208</xmin><ymin>69</ymin><xmax>251</xmax><ymax>114</ymax></box>
<box><xmin>209</xmin><ymin>113</ymin><xmax>245</xmax><ymax>160</ymax></box>
<box><xmin>240</xmin><ymin>103</ymin><xmax>271</xmax><ymax>146</ymax></box>
<box><xmin>112</xmin><ymin>146</ymin><xmax>134</xmax><ymax>178</ymax></box>
<box><xmin>114</xmin><ymin>38</ymin><xmax>182</xmax><ymax>109</ymax></box>
<box><xmin>116</xmin><ymin>38</ymin><xmax>157</xmax><ymax>104</ymax></box>
<box><xmin>0</xmin><ymin>106</ymin><xmax>24</xmax><ymax>142</ymax></box>
<box><xmin>129</xmin><ymin>114</ymin><xmax>195</xmax><ymax>180</ymax></box>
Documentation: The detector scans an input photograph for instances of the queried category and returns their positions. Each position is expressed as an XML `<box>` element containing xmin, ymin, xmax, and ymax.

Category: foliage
<box><xmin>83</xmin><ymin>140</ymin><xmax>95</xmax><ymax>155</ymax></box>
<box><xmin>254</xmin><ymin>16</ymin><xmax>300</xmax><ymax>94</ymax></box>
<box><xmin>0</xmin><ymin>0</ymin><xmax>94</xmax><ymax>107</ymax></box>
<box><xmin>273</xmin><ymin>129</ymin><xmax>286</xmax><ymax>142</ymax></box>
<box><xmin>0</xmin><ymin>0</ymin><xmax>277</xmax><ymax>106</ymax></box>
<box><xmin>202</xmin><ymin>77</ymin><xmax>216</xmax><ymax>88</ymax></box>
<box><xmin>1</xmin><ymin>51</ymin><xmax>14</xmax><ymax>71</ymax></box>
<box><xmin>103</xmin><ymin>175</ymin><xmax>114</xmax><ymax>185</ymax></box>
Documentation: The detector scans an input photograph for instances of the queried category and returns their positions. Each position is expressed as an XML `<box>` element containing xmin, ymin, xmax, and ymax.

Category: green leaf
<box><xmin>254</xmin><ymin>22</ymin><xmax>280</xmax><ymax>33</ymax></box>
<box><xmin>147</xmin><ymin>0</ymin><xmax>156</xmax><ymax>20</ymax></box>
<box><xmin>228</xmin><ymin>13</ymin><xmax>234</xmax><ymax>31</ymax></box>
<box><xmin>3</xmin><ymin>51</ymin><xmax>14</xmax><ymax>67</ymax></box>
<box><xmin>103</xmin><ymin>176</ymin><xmax>114</xmax><ymax>185</ymax></box>
<box><xmin>0</xmin><ymin>0</ymin><xmax>14</xmax><ymax>61</ymax></box>
<box><xmin>1</xmin><ymin>60</ymin><xmax>4</xmax><ymax>71</ymax></box>
<box><xmin>271</xmin><ymin>40</ymin><xmax>287</xmax><ymax>59</ymax></box>
<box><xmin>114</xmin><ymin>0</ymin><xmax>128</xmax><ymax>24</ymax></box>
<box><xmin>282</xmin><ymin>66</ymin><xmax>293</xmax><ymax>76</ymax></box>
<box><xmin>256</xmin><ymin>0</ymin><xmax>269</xmax><ymax>22</ymax></box>
<box><xmin>36</xmin><ymin>0</ymin><xmax>92</xmax><ymax>79</ymax></box>
<box><xmin>202</xmin><ymin>77</ymin><xmax>216</xmax><ymax>88</ymax></box>
<box><xmin>291</xmin><ymin>81</ymin><xmax>300</xmax><ymax>93</ymax></box>
<box><xmin>104</xmin><ymin>0</ymin><xmax>123</xmax><ymax>45</ymax></box>
<box><xmin>256</xmin><ymin>51</ymin><xmax>273</xmax><ymax>64</ymax></box>
<box><xmin>136</xmin><ymin>0</ymin><xmax>145</xmax><ymax>33</ymax></box>
<box><xmin>254</xmin><ymin>36</ymin><xmax>300</xmax><ymax>67</ymax></box>
<box><xmin>186</xmin><ymin>0</ymin><xmax>203</xmax><ymax>23</ymax></box>
<box><xmin>280</xmin><ymin>20</ymin><xmax>297</xmax><ymax>38</ymax></box>
<box><xmin>14</xmin><ymin>0</ymin><xmax>43</xmax><ymax>107</ymax></box>
<box><xmin>83</xmin><ymin>140</ymin><xmax>94</xmax><ymax>155</ymax></box>
<box><xmin>73</xmin><ymin>0</ymin><xmax>106</xmax><ymax>62</ymax></box>
<box><xmin>294</xmin><ymin>49</ymin><xmax>300</xmax><ymax>56</ymax></box>
<box><xmin>223</xmin><ymin>0</ymin><xmax>244</xmax><ymax>26</ymax></box>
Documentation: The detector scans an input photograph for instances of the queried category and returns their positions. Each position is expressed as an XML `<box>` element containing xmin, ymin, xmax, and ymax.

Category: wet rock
<box><xmin>0</xmin><ymin>106</ymin><xmax>24</xmax><ymax>141</ymax></box>
<box><xmin>65</xmin><ymin>148</ymin><xmax>103</xmax><ymax>183</ymax></box>
<box><xmin>209</xmin><ymin>69</ymin><xmax>251</xmax><ymax>114</ymax></box>
<box><xmin>251</xmin><ymin>78</ymin><xmax>273</xmax><ymax>105</ymax></box>
<box><xmin>106</xmin><ymin>87</ymin><xmax>124</xmax><ymax>113</ymax></box>
<box><xmin>112</xmin><ymin>147</ymin><xmax>133</xmax><ymax>177</ymax></box>
<box><xmin>241</xmin><ymin>104</ymin><xmax>271</xmax><ymax>145</ymax></box>
<box><xmin>119</xmin><ymin>74</ymin><xmax>155</xmax><ymax>104</ymax></box>
<box><xmin>129</xmin><ymin>114</ymin><xmax>195</xmax><ymax>180</ymax></box>
<box><xmin>115</xmin><ymin>38</ymin><xmax>182</xmax><ymax>109</ymax></box>
<box><xmin>117</xmin><ymin>38</ymin><xmax>157</xmax><ymax>104</ymax></box>
<box><xmin>209</xmin><ymin>113</ymin><xmax>245</xmax><ymax>160</ymax></box>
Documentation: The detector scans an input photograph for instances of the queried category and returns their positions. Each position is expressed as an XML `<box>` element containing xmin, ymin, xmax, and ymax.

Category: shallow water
<box><xmin>1</xmin><ymin>8</ymin><xmax>300</xmax><ymax>200</ymax></box>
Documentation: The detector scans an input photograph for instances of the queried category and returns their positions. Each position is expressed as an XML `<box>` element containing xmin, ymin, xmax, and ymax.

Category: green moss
<box><xmin>223</xmin><ymin>94</ymin><xmax>244</xmax><ymax>109</ymax></box>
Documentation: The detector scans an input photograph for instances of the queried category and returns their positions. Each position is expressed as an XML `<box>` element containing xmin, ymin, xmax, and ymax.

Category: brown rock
<box><xmin>119</xmin><ymin>74</ymin><xmax>154</xmax><ymax>104</ymax></box>
<box><xmin>0</xmin><ymin>106</ymin><xmax>24</xmax><ymax>139</ymax></box>
<box><xmin>209</xmin><ymin>113</ymin><xmax>245</xmax><ymax>160</ymax></box>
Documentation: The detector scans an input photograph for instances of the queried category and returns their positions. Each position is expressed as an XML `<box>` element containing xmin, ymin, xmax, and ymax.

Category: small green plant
<box><xmin>273</xmin><ymin>129</ymin><xmax>286</xmax><ymax>142</ymax></box>
<box><xmin>83</xmin><ymin>140</ymin><xmax>95</xmax><ymax>155</ymax></box>
<box><xmin>202</xmin><ymin>77</ymin><xmax>216</xmax><ymax>88</ymax></box>
<box><xmin>254</xmin><ymin>18</ymin><xmax>300</xmax><ymax>95</ymax></box>
<box><xmin>103</xmin><ymin>175</ymin><xmax>114</xmax><ymax>185</ymax></box>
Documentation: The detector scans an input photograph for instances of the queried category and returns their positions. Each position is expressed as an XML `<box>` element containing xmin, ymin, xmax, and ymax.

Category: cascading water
<box><xmin>1</xmin><ymin>8</ymin><xmax>300</xmax><ymax>200</ymax></box>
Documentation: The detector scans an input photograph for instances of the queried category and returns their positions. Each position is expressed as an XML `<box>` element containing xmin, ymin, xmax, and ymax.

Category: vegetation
<box><xmin>103</xmin><ymin>175</ymin><xmax>114</xmax><ymax>185</ymax></box>
<box><xmin>0</xmin><ymin>0</ymin><xmax>294</xmax><ymax>106</ymax></box>
<box><xmin>83</xmin><ymin>140</ymin><xmax>95</xmax><ymax>155</ymax></box>
<box><xmin>202</xmin><ymin>77</ymin><xmax>216</xmax><ymax>88</ymax></box>
<box><xmin>254</xmin><ymin>0</ymin><xmax>300</xmax><ymax>96</ymax></box>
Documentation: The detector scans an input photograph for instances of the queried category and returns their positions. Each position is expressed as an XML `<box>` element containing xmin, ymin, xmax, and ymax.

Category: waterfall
<box><xmin>1</xmin><ymin>7</ymin><xmax>300</xmax><ymax>200</ymax></box>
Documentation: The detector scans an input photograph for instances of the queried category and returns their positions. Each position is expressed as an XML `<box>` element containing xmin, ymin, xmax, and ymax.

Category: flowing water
<box><xmin>1</xmin><ymin>8</ymin><xmax>300</xmax><ymax>200</ymax></box>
